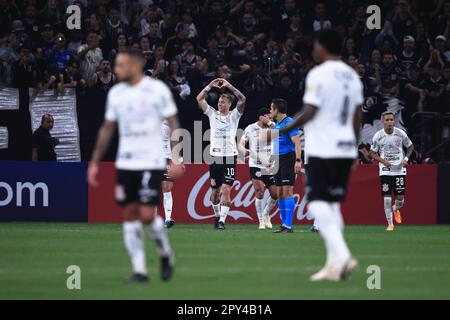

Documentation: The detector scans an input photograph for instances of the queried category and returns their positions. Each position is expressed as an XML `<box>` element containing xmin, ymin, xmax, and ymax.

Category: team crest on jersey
<box><xmin>115</xmin><ymin>185</ymin><xmax>126</xmax><ymax>201</ymax></box>
<box><xmin>255</xmin><ymin>171</ymin><xmax>262</xmax><ymax>178</ymax></box>
<box><xmin>210</xmin><ymin>178</ymin><xmax>216</xmax><ymax>187</ymax></box>
<box><xmin>382</xmin><ymin>183</ymin><xmax>390</xmax><ymax>192</ymax></box>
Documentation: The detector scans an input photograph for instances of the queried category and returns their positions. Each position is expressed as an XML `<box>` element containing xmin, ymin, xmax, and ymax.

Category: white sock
<box><xmin>255</xmin><ymin>198</ymin><xmax>265</xmax><ymax>224</ymax></box>
<box><xmin>213</xmin><ymin>203</ymin><xmax>221</xmax><ymax>217</ymax></box>
<box><xmin>309</xmin><ymin>201</ymin><xmax>351</xmax><ymax>268</ymax></box>
<box><xmin>394</xmin><ymin>199</ymin><xmax>404</xmax><ymax>212</ymax></box>
<box><xmin>219</xmin><ymin>205</ymin><xmax>230</xmax><ymax>223</ymax></box>
<box><xmin>263</xmin><ymin>197</ymin><xmax>277</xmax><ymax>217</ymax></box>
<box><xmin>163</xmin><ymin>192</ymin><xmax>173</xmax><ymax>221</ymax></box>
<box><xmin>123</xmin><ymin>221</ymin><xmax>147</xmax><ymax>275</ymax></box>
<box><xmin>384</xmin><ymin>197</ymin><xmax>393</xmax><ymax>226</ymax></box>
<box><xmin>147</xmin><ymin>215</ymin><xmax>172</xmax><ymax>257</ymax></box>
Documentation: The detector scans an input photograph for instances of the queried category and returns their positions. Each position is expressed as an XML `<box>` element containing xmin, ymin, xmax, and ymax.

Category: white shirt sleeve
<box><xmin>203</xmin><ymin>104</ymin><xmax>215</xmax><ymax>117</ymax></box>
<box><xmin>231</xmin><ymin>107</ymin><xmax>242</xmax><ymax>121</ymax></box>
<box><xmin>354</xmin><ymin>77</ymin><xmax>364</xmax><ymax>106</ymax></box>
<box><xmin>242</xmin><ymin>127</ymin><xmax>250</xmax><ymax>142</ymax></box>
<box><xmin>401</xmin><ymin>130</ymin><xmax>413</xmax><ymax>148</ymax></box>
<box><xmin>105</xmin><ymin>89</ymin><xmax>117</xmax><ymax>121</ymax></box>
<box><xmin>302</xmin><ymin>69</ymin><xmax>322</xmax><ymax>107</ymax></box>
<box><xmin>158</xmin><ymin>82</ymin><xmax>178</xmax><ymax>119</ymax></box>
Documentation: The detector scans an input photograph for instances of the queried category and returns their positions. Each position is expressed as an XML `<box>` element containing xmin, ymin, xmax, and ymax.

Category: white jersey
<box><xmin>242</xmin><ymin>122</ymin><xmax>273</xmax><ymax>169</ymax></box>
<box><xmin>204</xmin><ymin>105</ymin><xmax>242</xmax><ymax>157</ymax></box>
<box><xmin>370</xmin><ymin>127</ymin><xmax>413</xmax><ymax>176</ymax></box>
<box><xmin>105</xmin><ymin>77</ymin><xmax>177</xmax><ymax>170</ymax></box>
<box><xmin>161</xmin><ymin>120</ymin><xmax>172</xmax><ymax>160</ymax></box>
<box><xmin>302</xmin><ymin>60</ymin><xmax>364</xmax><ymax>160</ymax></box>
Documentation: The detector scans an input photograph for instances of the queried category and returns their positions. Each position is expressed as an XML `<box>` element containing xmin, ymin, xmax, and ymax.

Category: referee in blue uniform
<box><xmin>269</xmin><ymin>99</ymin><xmax>303</xmax><ymax>233</ymax></box>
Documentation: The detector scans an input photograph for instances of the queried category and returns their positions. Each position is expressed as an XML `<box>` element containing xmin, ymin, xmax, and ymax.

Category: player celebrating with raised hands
<box><xmin>197</xmin><ymin>78</ymin><xmax>246</xmax><ymax>230</ymax></box>
<box><xmin>370</xmin><ymin>111</ymin><xmax>414</xmax><ymax>231</ymax></box>
<box><xmin>239</xmin><ymin>108</ymin><xmax>278</xmax><ymax>230</ymax></box>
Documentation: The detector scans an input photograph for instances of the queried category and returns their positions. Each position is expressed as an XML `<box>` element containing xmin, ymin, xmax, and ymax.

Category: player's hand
<box><xmin>382</xmin><ymin>159</ymin><xmax>391</xmax><ymax>167</ymax></box>
<box><xmin>402</xmin><ymin>160</ymin><xmax>408</xmax><ymax>167</ymax></box>
<box><xmin>87</xmin><ymin>162</ymin><xmax>99</xmax><ymax>187</ymax></box>
<box><xmin>294</xmin><ymin>161</ymin><xmax>302</xmax><ymax>174</ymax></box>
<box><xmin>219</xmin><ymin>78</ymin><xmax>230</xmax><ymax>88</ymax></box>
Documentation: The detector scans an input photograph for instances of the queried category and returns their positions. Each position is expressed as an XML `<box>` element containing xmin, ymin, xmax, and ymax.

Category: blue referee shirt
<box><xmin>274</xmin><ymin>116</ymin><xmax>299</xmax><ymax>155</ymax></box>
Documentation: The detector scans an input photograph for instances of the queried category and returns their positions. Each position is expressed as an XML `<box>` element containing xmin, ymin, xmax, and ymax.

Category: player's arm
<box><xmin>369</xmin><ymin>134</ymin><xmax>390</xmax><ymax>167</ymax></box>
<box><xmin>291</xmin><ymin>134</ymin><xmax>303</xmax><ymax>174</ymax></box>
<box><xmin>221</xmin><ymin>79</ymin><xmax>246</xmax><ymax>114</ymax></box>
<box><xmin>402</xmin><ymin>134</ymin><xmax>414</xmax><ymax>167</ymax></box>
<box><xmin>279</xmin><ymin>104</ymin><xmax>318</xmax><ymax>134</ymax></box>
<box><xmin>238</xmin><ymin>137</ymin><xmax>249</xmax><ymax>156</ymax></box>
<box><xmin>166</xmin><ymin>115</ymin><xmax>181</xmax><ymax>164</ymax></box>
<box><xmin>196</xmin><ymin>79</ymin><xmax>221</xmax><ymax>112</ymax></box>
<box><xmin>88</xmin><ymin>120</ymin><xmax>117</xmax><ymax>186</ymax></box>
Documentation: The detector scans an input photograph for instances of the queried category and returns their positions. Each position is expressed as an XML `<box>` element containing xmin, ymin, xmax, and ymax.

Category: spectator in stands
<box><xmin>108</xmin><ymin>33</ymin><xmax>129</xmax><ymax>63</ymax></box>
<box><xmin>47</xmin><ymin>33</ymin><xmax>72</xmax><ymax>71</ymax></box>
<box><xmin>36</xmin><ymin>23</ymin><xmax>55</xmax><ymax>56</ymax></box>
<box><xmin>312</xmin><ymin>2</ymin><xmax>332</xmax><ymax>33</ymax></box>
<box><xmin>38</xmin><ymin>0</ymin><xmax>65</xmax><ymax>31</ymax></box>
<box><xmin>176</xmin><ymin>41</ymin><xmax>202</xmax><ymax>74</ymax></box>
<box><xmin>379</xmin><ymin>51</ymin><xmax>402</xmax><ymax>97</ymax></box>
<box><xmin>11</xmin><ymin>48</ymin><xmax>34</xmax><ymax>88</ymax></box>
<box><xmin>164</xmin><ymin>22</ymin><xmax>190</xmax><ymax>60</ymax></box>
<box><xmin>392</xmin><ymin>0</ymin><xmax>418</xmax><ymax>41</ymax></box>
<box><xmin>134</xmin><ymin>4</ymin><xmax>163</xmax><ymax>38</ymax></box>
<box><xmin>375</xmin><ymin>21</ymin><xmax>399</xmax><ymax>51</ymax></box>
<box><xmin>32</xmin><ymin>114</ymin><xmax>59</xmax><ymax>162</ymax></box>
<box><xmin>89</xmin><ymin>59</ymin><xmax>116</xmax><ymax>92</ymax></box>
<box><xmin>167</xmin><ymin>59</ymin><xmax>191</xmax><ymax>100</ymax></box>
<box><xmin>105</xmin><ymin>4</ymin><xmax>129</xmax><ymax>45</ymax></box>
<box><xmin>398</xmin><ymin>36</ymin><xmax>422</xmax><ymax>72</ymax></box>
<box><xmin>145</xmin><ymin>45</ymin><xmax>168</xmax><ymax>79</ymax></box>
<box><xmin>36</xmin><ymin>63</ymin><xmax>59</xmax><ymax>94</ymax></box>
<box><xmin>77</xmin><ymin>31</ymin><xmax>103</xmax><ymax>80</ymax></box>
<box><xmin>61</xmin><ymin>59</ymin><xmax>85</xmax><ymax>91</ymax></box>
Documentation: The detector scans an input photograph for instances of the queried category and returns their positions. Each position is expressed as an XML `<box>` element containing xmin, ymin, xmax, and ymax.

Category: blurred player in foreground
<box><xmin>239</xmin><ymin>108</ymin><xmax>278</xmax><ymax>230</ymax></box>
<box><xmin>87</xmin><ymin>48</ymin><xmax>183</xmax><ymax>283</ymax></box>
<box><xmin>369</xmin><ymin>111</ymin><xmax>414</xmax><ymax>231</ymax></box>
<box><xmin>197</xmin><ymin>78</ymin><xmax>246</xmax><ymax>230</ymax></box>
<box><xmin>274</xmin><ymin>29</ymin><xmax>363</xmax><ymax>281</ymax></box>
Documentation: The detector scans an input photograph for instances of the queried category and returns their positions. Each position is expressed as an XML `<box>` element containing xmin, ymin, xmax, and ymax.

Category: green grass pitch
<box><xmin>0</xmin><ymin>223</ymin><xmax>449</xmax><ymax>299</ymax></box>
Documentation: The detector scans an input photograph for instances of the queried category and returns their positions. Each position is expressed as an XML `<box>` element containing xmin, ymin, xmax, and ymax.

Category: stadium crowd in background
<box><xmin>0</xmin><ymin>0</ymin><xmax>450</xmax><ymax>162</ymax></box>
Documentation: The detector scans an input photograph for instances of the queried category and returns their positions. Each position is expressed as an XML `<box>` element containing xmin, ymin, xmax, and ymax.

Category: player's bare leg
<box><xmin>263</xmin><ymin>184</ymin><xmax>278</xmax><ymax>229</ymax></box>
<box><xmin>211</xmin><ymin>187</ymin><xmax>221</xmax><ymax>229</ymax></box>
<box><xmin>140</xmin><ymin>205</ymin><xmax>174</xmax><ymax>281</ymax></box>
<box><xmin>162</xmin><ymin>180</ymin><xmax>175</xmax><ymax>228</ymax></box>
<box><xmin>123</xmin><ymin>203</ymin><xmax>148</xmax><ymax>283</ymax></box>
<box><xmin>393</xmin><ymin>195</ymin><xmax>404</xmax><ymax>224</ymax></box>
<box><xmin>384</xmin><ymin>196</ymin><xmax>395</xmax><ymax>231</ymax></box>
<box><xmin>218</xmin><ymin>184</ymin><xmax>232</xmax><ymax>230</ymax></box>
<box><xmin>252</xmin><ymin>179</ymin><xmax>267</xmax><ymax>229</ymax></box>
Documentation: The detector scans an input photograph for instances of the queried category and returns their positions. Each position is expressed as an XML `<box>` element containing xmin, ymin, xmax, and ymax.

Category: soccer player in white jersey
<box><xmin>197</xmin><ymin>78</ymin><xmax>246</xmax><ymax>230</ymax></box>
<box><xmin>87</xmin><ymin>48</ymin><xmax>183</xmax><ymax>283</ymax></box>
<box><xmin>369</xmin><ymin>111</ymin><xmax>414</xmax><ymax>231</ymax></box>
<box><xmin>239</xmin><ymin>108</ymin><xmax>278</xmax><ymax>230</ymax></box>
<box><xmin>275</xmin><ymin>30</ymin><xmax>363</xmax><ymax>281</ymax></box>
<box><xmin>160</xmin><ymin>120</ymin><xmax>185</xmax><ymax>229</ymax></box>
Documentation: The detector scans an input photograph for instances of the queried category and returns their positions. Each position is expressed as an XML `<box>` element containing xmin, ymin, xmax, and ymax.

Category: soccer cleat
<box><xmin>165</xmin><ymin>219</ymin><xmax>175</xmax><ymax>229</ymax></box>
<box><xmin>263</xmin><ymin>215</ymin><xmax>273</xmax><ymax>229</ymax></box>
<box><xmin>310</xmin><ymin>225</ymin><xmax>319</xmax><ymax>233</ymax></box>
<box><xmin>340</xmin><ymin>257</ymin><xmax>358</xmax><ymax>281</ymax></box>
<box><xmin>126</xmin><ymin>273</ymin><xmax>149</xmax><ymax>283</ymax></box>
<box><xmin>214</xmin><ymin>216</ymin><xmax>220</xmax><ymax>229</ymax></box>
<box><xmin>160</xmin><ymin>254</ymin><xmax>175</xmax><ymax>282</ymax></box>
<box><xmin>258</xmin><ymin>223</ymin><xmax>266</xmax><ymax>230</ymax></box>
<box><xmin>218</xmin><ymin>221</ymin><xmax>225</xmax><ymax>230</ymax></box>
<box><xmin>273</xmin><ymin>226</ymin><xmax>293</xmax><ymax>234</ymax></box>
<box><xmin>393</xmin><ymin>206</ymin><xmax>402</xmax><ymax>224</ymax></box>
<box><xmin>386</xmin><ymin>225</ymin><xmax>395</xmax><ymax>232</ymax></box>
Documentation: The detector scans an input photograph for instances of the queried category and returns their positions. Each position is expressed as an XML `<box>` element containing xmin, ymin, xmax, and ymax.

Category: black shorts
<box><xmin>306</xmin><ymin>157</ymin><xmax>354</xmax><ymax>202</ymax></box>
<box><xmin>250</xmin><ymin>167</ymin><xmax>275</xmax><ymax>188</ymax></box>
<box><xmin>209</xmin><ymin>156</ymin><xmax>237</xmax><ymax>189</ymax></box>
<box><xmin>274</xmin><ymin>152</ymin><xmax>296</xmax><ymax>186</ymax></box>
<box><xmin>116</xmin><ymin>169</ymin><xmax>164</xmax><ymax>206</ymax></box>
<box><xmin>380</xmin><ymin>175</ymin><xmax>406</xmax><ymax>196</ymax></box>
<box><xmin>163</xmin><ymin>159</ymin><xmax>174</xmax><ymax>182</ymax></box>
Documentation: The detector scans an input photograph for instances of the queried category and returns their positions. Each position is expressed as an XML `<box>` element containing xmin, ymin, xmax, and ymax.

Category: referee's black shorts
<box><xmin>273</xmin><ymin>152</ymin><xmax>296</xmax><ymax>186</ymax></box>
<box><xmin>305</xmin><ymin>157</ymin><xmax>354</xmax><ymax>202</ymax></box>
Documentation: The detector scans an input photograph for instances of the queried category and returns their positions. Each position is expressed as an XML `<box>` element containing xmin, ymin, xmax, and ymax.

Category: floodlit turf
<box><xmin>0</xmin><ymin>223</ymin><xmax>449</xmax><ymax>299</ymax></box>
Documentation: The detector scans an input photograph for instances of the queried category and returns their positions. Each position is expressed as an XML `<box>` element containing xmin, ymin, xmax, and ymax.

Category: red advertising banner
<box><xmin>88</xmin><ymin>163</ymin><xmax>437</xmax><ymax>224</ymax></box>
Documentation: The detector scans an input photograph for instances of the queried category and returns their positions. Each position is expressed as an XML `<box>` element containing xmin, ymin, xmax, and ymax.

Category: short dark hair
<box><xmin>271</xmin><ymin>98</ymin><xmax>288</xmax><ymax>114</ymax></box>
<box><xmin>120</xmin><ymin>47</ymin><xmax>144</xmax><ymax>60</ymax></box>
<box><xmin>41</xmin><ymin>114</ymin><xmax>53</xmax><ymax>123</ymax></box>
<box><xmin>316</xmin><ymin>29</ymin><xmax>342</xmax><ymax>56</ymax></box>
<box><xmin>381</xmin><ymin>111</ymin><xmax>395</xmax><ymax>119</ymax></box>
<box><xmin>257</xmin><ymin>107</ymin><xmax>271</xmax><ymax>118</ymax></box>
<box><xmin>220</xmin><ymin>93</ymin><xmax>235</xmax><ymax>104</ymax></box>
